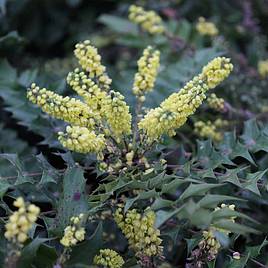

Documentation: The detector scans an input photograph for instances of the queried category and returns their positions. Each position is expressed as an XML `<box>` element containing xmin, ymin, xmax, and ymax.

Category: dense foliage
<box><xmin>1</xmin><ymin>1</ymin><xmax>268</xmax><ymax>268</ymax></box>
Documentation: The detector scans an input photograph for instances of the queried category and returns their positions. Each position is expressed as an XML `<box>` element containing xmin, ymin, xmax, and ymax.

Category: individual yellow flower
<box><xmin>27</xmin><ymin>83</ymin><xmax>97</xmax><ymax>128</ymax></box>
<box><xmin>129</xmin><ymin>5</ymin><xmax>165</xmax><ymax>34</ymax></box>
<box><xmin>196</xmin><ymin>17</ymin><xmax>218</xmax><ymax>36</ymax></box>
<box><xmin>67</xmin><ymin>68</ymin><xmax>107</xmax><ymax>114</ymax></box>
<box><xmin>94</xmin><ymin>249</ymin><xmax>124</xmax><ymax>268</ymax></box>
<box><xmin>4</xmin><ymin>197</ymin><xmax>40</xmax><ymax>245</ymax></box>
<box><xmin>132</xmin><ymin>46</ymin><xmax>160</xmax><ymax>100</ymax></box>
<box><xmin>58</xmin><ymin>125</ymin><xmax>105</xmax><ymax>155</ymax></box>
<box><xmin>207</xmin><ymin>93</ymin><xmax>225</xmax><ymax>112</ymax></box>
<box><xmin>114</xmin><ymin>207</ymin><xmax>163</xmax><ymax>257</ymax></box>
<box><xmin>138</xmin><ymin>57</ymin><xmax>233</xmax><ymax>142</ymax></box>
<box><xmin>126</xmin><ymin>150</ymin><xmax>134</xmax><ymax>166</ymax></box>
<box><xmin>258</xmin><ymin>59</ymin><xmax>268</xmax><ymax>78</ymax></box>
<box><xmin>60</xmin><ymin>214</ymin><xmax>85</xmax><ymax>247</ymax></box>
<box><xmin>74</xmin><ymin>40</ymin><xmax>112</xmax><ymax>90</ymax></box>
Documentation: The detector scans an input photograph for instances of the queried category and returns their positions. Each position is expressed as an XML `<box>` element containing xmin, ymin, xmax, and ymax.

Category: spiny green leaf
<box><xmin>179</xmin><ymin>183</ymin><xmax>222</xmax><ymax>201</ymax></box>
<box><xmin>213</xmin><ymin>220</ymin><xmax>259</xmax><ymax>234</ymax></box>
<box><xmin>219</xmin><ymin>131</ymin><xmax>255</xmax><ymax>164</ymax></box>
<box><xmin>242</xmin><ymin>169</ymin><xmax>268</xmax><ymax>196</ymax></box>
<box><xmin>18</xmin><ymin>237</ymin><xmax>53</xmax><ymax>268</ymax></box>
<box><xmin>155</xmin><ymin>205</ymin><xmax>185</xmax><ymax>228</ymax></box>
<box><xmin>98</xmin><ymin>14</ymin><xmax>138</xmax><ymax>34</ymax></box>
<box><xmin>56</xmin><ymin>167</ymin><xmax>89</xmax><ymax>231</ymax></box>
<box><xmin>198</xmin><ymin>194</ymin><xmax>244</xmax><ymax>208</ymax></box>
<box><xmin>245</xmin><ymin>238</ymin><xmax>268</xmax><ymax>259</ymax></box>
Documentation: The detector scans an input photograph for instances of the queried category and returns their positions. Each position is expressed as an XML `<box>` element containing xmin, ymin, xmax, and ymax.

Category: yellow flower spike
<box><xmin>67</xmin><ymin>68</ymin><xmax>107</xmax><ymax>114</ymax></box>
<box><xmin>201</xmin><ymin>57</ymin><xmax>233</xmax><ymax>89</ymax></box>
<box><xmin>139</xmin><ymin>57</ymin><xmax>233</xmax><ymax>142</ymax></box>
<box><xmin>60</xmin><ymin>214</ymin><xmax>85</xmax><ymax>248</ymax></box>
<box><xmin>94</xmin><ymin>249</ymin><xmax>124</xmax><ymax>268</ymax></box>
<box><xmin>114</xmin><ymin>207</ymin><xmax>163</xmax><ymax>257</ymax></box>
<box><xmin>58</xmin><ymin>125</ymin><xmax>105</xmax><ymax>154</ymax></box>
<box><xmin>4</xmin><ymin>197</ymin><xmax>40</xmax><ymax>246</ymax></box>
<box><xmin>74</xmin><ymin>40</ymin><xmax>112</xmax><ymax>90</ymax></box>
<box><xmin>101</xmin><ymin>90</ymin><xmax>132</xmax><ymax>138</ymax></box>
<box><xmin>207</xmin><ymin>93</ymin><xmax>225</xmax><ymax>112</ymax></box>
<box><xmin>27</xmin><ymin>83</ymin><xmax>97</xmax><ymax>129</ymax></box>
<box><xmin>196</xmin><ymin>17</ymin><xmax>219</xmax><ymax>36</ymax></box>
<box><xmin>258</xmin><ymin>59</ymin><xmax>268</xmax><ymax>78</ymax></box>
<box><xmin>194</xmin><ymin>120</ymin><xmax>223</xmax><ymax>142</ymax></box>
<box><xmin>128</xmin><ymin>5</ymin><xmax>165</xmax><ymax>35</ymax></box>
<box><xmin>133</xmin><ymin>46</ymin><xmax>160</xmax><ymax>97</ymax></box>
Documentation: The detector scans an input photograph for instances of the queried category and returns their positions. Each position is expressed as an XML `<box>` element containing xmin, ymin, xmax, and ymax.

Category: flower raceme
<box><xmin>58</xmin><ymin>126</ymin><xmax>105</xmax><ymax>155</ymax></box>
<box><xmin>114</xmin><ymin>207</ymin><xmax>163</xmax><ymax>258</ymax></box>
<box><xmin>60</xmin><ymin>214</ymin><xmax>85</xmax><ymax>247</ymax></box>
<box><xmin>132</xmin><ymin>46</ymin><xmax>160</xmax><ymax>101</ymax></box>
<box><xmin>194</xmin><ymin>119</ymin><xmax>228</xmax><ymax>142</ymax></box>
<box><xmin>67</xmin><ymin>68</ymin><xmax>107</xmax><ymax>115</ymax></box>
<box><xmin>28</xmin><ymin>39</ymin><xmax>232</xmax><ymax>161</ymax></box>
<box><xmin>207</xmin><ymin>93</ymin><xmax>225</xmax><ymax>112</ymax></box>
<box><xmin>5</xmin><ymin>197</ymin><xmax>40</xmax><ymax>245</ymax></box>
<box><xmin>27</xmin><ymin>40</ymin><xmax>132</xmax><ymax>155</ymax></box>
<box><xmin>138</xmin><ymin>57</ymin><xmax>233</xmax><ymax>141</ymax></box>
<box><xmin>94</xmin><ymin>249</ymin><xmax>125</xmax><ymax>268</ymax></box>
<box><xmin>196</xmin><ymin>17</ymin><xmax>219</xmax><ymax>36</ymax></box>
<box><xmin>128</xmin><ymin>5</ymin><xmax>165</xmax><ymax>35</ymax></box>
<box><xmin>74</xmin><ymin>40</ymin><xmax>112</xmax><ymax>90</ymax></box>
<box><xmin>27</xmin><ymin>84</ymin><xmax>97</xmax><ymax>129</ymax></box>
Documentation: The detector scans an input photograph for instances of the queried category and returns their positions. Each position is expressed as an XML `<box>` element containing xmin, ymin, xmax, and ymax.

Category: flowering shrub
<box><xmin>1</xmin><ymin>1</ymin><xmax>268</xmax><ymax>268</ymax></box>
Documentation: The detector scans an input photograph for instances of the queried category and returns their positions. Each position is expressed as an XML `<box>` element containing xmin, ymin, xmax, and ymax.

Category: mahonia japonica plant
<box><xmin>27</xmin><ymin>40</ymin><xmax>233</xmax><ymax>174</ymax></box>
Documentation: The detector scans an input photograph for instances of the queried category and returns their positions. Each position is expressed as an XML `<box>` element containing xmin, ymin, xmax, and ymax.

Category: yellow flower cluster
<box><xmin>258</xmin><ymin>59</ymin><xmax>268</xmax><ymax>78</ymax></box>
<box><xmin>28</xmin><ymin>40</ymin><xmax>133</xmax><ymax>154</ymax></box>
<box><xmin>199</xmin><ymin>229</ymin><xmax>221</xmax><ymax>260</ymax></box>
<box><xmin>74</xmin><ymin>40</ymin><xmax>112</xmax><ymax>90</ymax></box>
<box><xmin>94</xmin><ymin>249</ymin><xmax>124</xmax><ymax>268</ymax></box>
<box><xmin>67</xmin><ymin>68</ymin><xmax>107</xmax><ymax>114</ymax></box>
<box><xmin>101</xmin><ymin>91</ymin><xmax>132</xmax><ymax>137</ymax></box>
<box><xmin>196</xmin><ymin>17</ymin><xmax>218</xmax><ymax>36</ymax></box>
<box><xmin>132</xmin><ymin>46</ymin><xmax>160</xmax><ymax>101</ymax></box>
<box><xmin>58</xmin><ymin>126</ymin><xmax>105</xmax><ymax>155</ymax></box>
<box><xmin>202</xmin><ymin>57</ymin><xmax>233</xmax><ymax>89</ymax></box>
<box><xmin>138</xmin><ymin>57</ymin><xmax>233</xmax><ymax>141</ymax></box>
<box><xmin>207</xmin><ymin>93</ymin><xmax>225</xmax><ymax>112</ymax></box>
<box><xmin>194</xmin><ymin>119</ymin><xmax>228</xmax><ymax>142</ymax></box>
<box><xmin>129</xmin><ymin>5</ymin><xmax>165</xmax><ymax>34</ymax></box>
<box><xmin>198</xmin><ymin>203</ymin><xmax>236</xmax><ymax>260</ymax></box>
<box><xmin>114</xmin><ymin>207</ymin><xmax>163</xmax><ymax>257</ymax></box>
<box><xmin>60</xmin><ymin>214</ymin><xmax>85</xmax><ymax>247</ymax></box>
<box><xmin>4</xmin><ymin>197</ymin><xmax>40</xmax><ymax>244</ymax></box>
<box><xmin>27</xmin><ymin>84</ymin><xmax>96</xmax><ymax>128</ymax></box>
